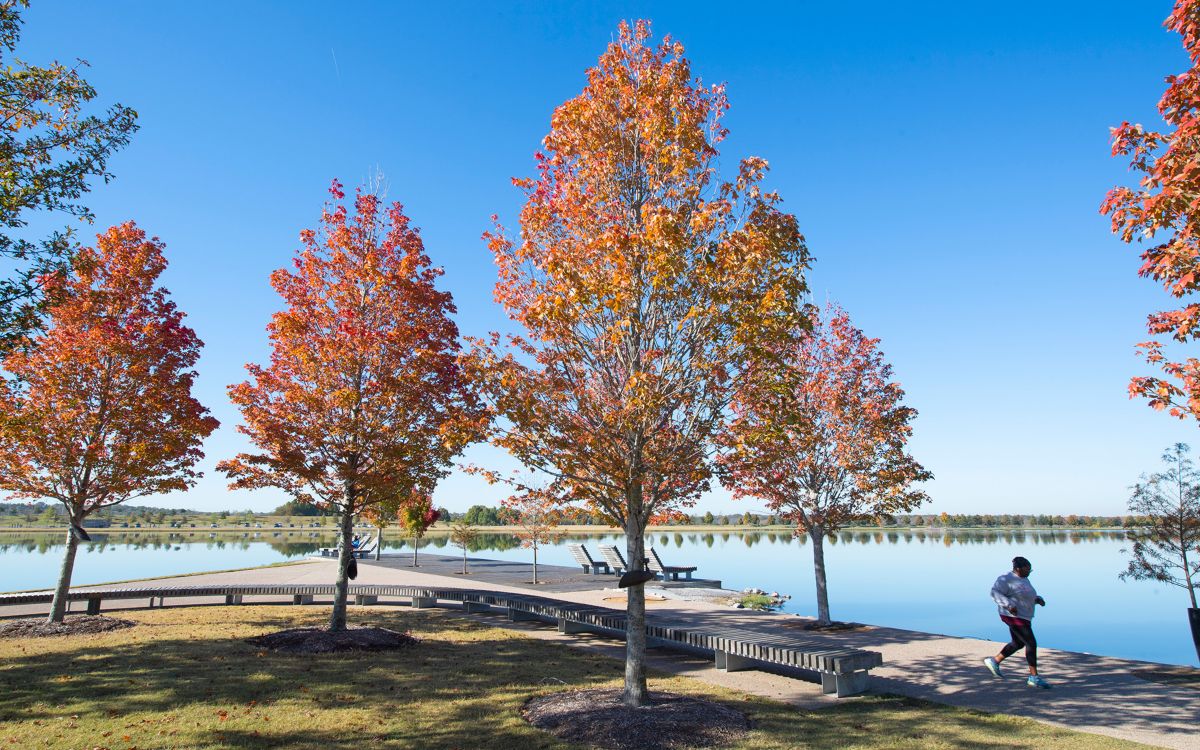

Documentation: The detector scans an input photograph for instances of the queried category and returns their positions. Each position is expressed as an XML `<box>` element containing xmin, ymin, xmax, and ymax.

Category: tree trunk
<box><xmin>1181</xmin><ymin>545</ymin><xmax>1196</xmax><ymax>609</ymax></box>
<box><xmin>375</xmin><ymin>526</ymin><xmax>382</xmax><ymax>561</ymax></box>
<box><xmin>329</xmin><ymin>503</ymin><xmax>354</xmax><ymax>632</ymax></box>
<box><xmin>47</xmin><ymin>522</ymin><xmax>80</xmax><ymax>624</ymax></box>
<box><xmin>532</xmin><ymin>542</ymin><xmax>539</xmax><ymax>584</ymax></box>
<box><xmin>462</xmin><ymin>546</ymin><xmax>468</xmax><ymax>574</ymax></box>
<box><xmin>810</xmin><ymin>524</ymin><xmax>832</xmax><ymax>625</ymax></box>
<box><xmin>622</xmin><ymin>518</ymin><xmax>650</xmax><ymax>706</ymax></box>
<box><xmin>412</xmin><ymin>538</ymin><xmax>419</xmax><ymax>567</ymax></box>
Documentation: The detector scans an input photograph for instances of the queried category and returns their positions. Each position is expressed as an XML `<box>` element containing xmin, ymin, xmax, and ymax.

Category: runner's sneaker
<box><xmin>982</xmin><ymin>657</ymin><xmax>1003</xmax><ymax>678</ymax></box>
<box><xmin>1026</xmin><ymin>675</ymin><xmax>1051</xmax><ymax>689</ymax></box>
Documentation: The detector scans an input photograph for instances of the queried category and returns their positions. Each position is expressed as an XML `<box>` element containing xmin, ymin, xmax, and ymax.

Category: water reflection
<box><xmin>0</xmin><ymin>528</ymin><xmax>1130</xmax><ymax>557</ymax></box>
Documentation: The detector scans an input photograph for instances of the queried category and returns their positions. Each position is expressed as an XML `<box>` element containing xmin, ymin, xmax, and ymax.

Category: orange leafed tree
<box><xmin>468</xmin><ymin>21</ymin><xmax>809</xmax><ymax>705</ymax></box>
<box><xmin>1102</xmin><ymin>1</ymin><xmax>1200</xmax><ymax>420</ymax></box>
<box><xmin>0</xmin><ymin>222</ymin><xmax>218</xmax><ymax>623</ymax></box>
<box><xmin>718</xmin><ymin>305</ymin><xmax>931</xmax><ymax>625</ymax></box>
<box><xmin>398</xmin><ymin>493</ymin><xmax>440</xmax><ymax>567</ymax></box>
<box><xmin>218</xmin><ymin>181</ymin><xmax>483</xmax><ymax>632</ymax></box>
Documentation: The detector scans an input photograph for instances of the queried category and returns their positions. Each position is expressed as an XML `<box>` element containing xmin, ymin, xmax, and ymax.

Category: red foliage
<box><xmin>1102</xmin><ymin>1</ymin><xmax>1200</xmax><ymax>420</ymax></box>
<box><xmin>719</xmin><ymin>304</ymin><xmax>931</xmax><ymax>531</ymax></box>
<box><xmin>0</xmin><ymin>222</ymin><xmax>218</xmax><ymax>516</ymax></box>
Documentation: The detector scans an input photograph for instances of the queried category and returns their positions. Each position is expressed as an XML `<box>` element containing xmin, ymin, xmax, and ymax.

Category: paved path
<box><xmin>4</xmin><ymin>555</ymin><xmax>1197</xmax><ymax>749</ymax></box>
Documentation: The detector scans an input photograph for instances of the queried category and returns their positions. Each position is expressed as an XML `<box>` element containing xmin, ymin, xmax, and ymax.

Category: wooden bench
<box><xmin>597</xmin><ymin>544</ymin><xmax>629</xmax><ymax>575</ymax></box>
<box><xmin>648</xmin><ymin>547</ymin><xmax>697</xmax><ymax>580</ymax></box>
<box><xmin>0</xmin><ymin>582</ymin><xmax>882</xmax><ymax>697</ymax></box>
<box><xmin>567</xmin><ymin>544</ymin><xmax>611</xmax><ymax>575</ymax></box>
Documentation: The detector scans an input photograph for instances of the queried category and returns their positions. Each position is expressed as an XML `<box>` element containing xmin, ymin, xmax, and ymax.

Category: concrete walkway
<box><xmin>4</xmin><ymin>555</ymin><xmax>1197</xmax><ymax>749</ymax></box>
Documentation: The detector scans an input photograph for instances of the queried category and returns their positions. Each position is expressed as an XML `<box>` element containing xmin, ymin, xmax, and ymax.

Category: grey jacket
<box><xmin>990</xmin><ymin>571</ymin><xmax>1038</xmax><ymax>620</ymax></box>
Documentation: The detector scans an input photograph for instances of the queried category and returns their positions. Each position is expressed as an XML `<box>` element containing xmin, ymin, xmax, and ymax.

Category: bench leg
<box><xmin>557</xmin><ymin>618</ymin><xmax>589</xmax><ymax>634</ymax></box>
<box><xmin>463</xmin><ymin>601</ymin><xmax>491</xmax><ymax>613</ymax></box>
<box><xmin>685</xmin><ymin>572</ymin><xmax>692</xmax><ymax>579</ymax></box>
<box><xmin>411</xmin><ymin>596</ymin><xmax>437</xmax><ymax>609</ymax></box>
<box><xmin>714</xmin><ymin>650</ymin><xmax>753</xmax><ymax>672</ymax></box>
<box><xmin>225</xmin><ymin>594</ymin><xmax>243</xmax><ymax>605</ymax></box>
<box><xmin>86</xmin><ymin>598</ymin><xmax>101</xmax><ymax>615</ymax></box>
<box><xmin>508</xmin><ymin>608</ymin><xmax>538</xmax><ymax>622</ymax></box>
<box><xmin>293</xmin><ymin>594</ymin><xmax>313</xmax><ymax>605</ymax></box>
<box><xmin>822</xmin><ymin>670</ymin><xmax>869</xmax><ymax>697</ymax></box>
<box><xmin>355</xmin><ymin>594</ymin><xmax>378</xmax><ymax>605</ymax></box>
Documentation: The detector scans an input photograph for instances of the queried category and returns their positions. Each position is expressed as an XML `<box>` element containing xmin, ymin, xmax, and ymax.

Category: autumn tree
<box><xmin>398</xmin><ymin>493</ymin><xmax>440</xmax><ymax>567</ymax></box>
<box><xmin>718</xmin><ymin>304</ymin><xmax>931</xmax><ymax>626</ymax></box>
<box><xmin>218</xmin><ymin>181</ymin><xmax>482</xmax><ymax>632</ymax></box>
<box><xmin>501</xmin><ymin>488</ymin><xmax>564</xmax><ymax>585</ymax></box>
<box><xmin>1121</xmin><ymin>444</ymin><xmax>1200</xmax><ymax>630</ymax></box>
<box><xmin>0</xmin><ymin>1</ymin><xmax>139</xmax><ymax>350</ymax></box>
<box><xmin>360</xmin><ymin>502</ymin><xmax>395</xmax><ymax>561</ymax></box>
<box><xmin>467</xmin><ymin>20</ymin><xmax>809</xmax><ymax>705</ymax></box>
<box><xmin>449</xmin><ymin>519</ymin><xmax>479</xmax><ymax>574</ymax></box>
<box><xmin>1101</xmin><ymin>1</ymin><xmax>1200</xmax><ymax>420</ymax></box>
<box><xmin>0</xmin><ymin>222</ymin><xmax>217</xmax><ymax>622</ymax></box>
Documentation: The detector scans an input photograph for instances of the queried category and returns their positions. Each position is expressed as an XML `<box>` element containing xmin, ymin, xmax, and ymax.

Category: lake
<box><xmin>1</xmin><ymin>527</ymin><xmax>1194</xmax><ymax>668</ymax></box>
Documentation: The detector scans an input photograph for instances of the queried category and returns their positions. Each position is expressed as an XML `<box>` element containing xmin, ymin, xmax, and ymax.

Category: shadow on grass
<box><xmin>0</xmin><ymin>607</ymin><xmax>619</xmax><ymax>749</ymax></box>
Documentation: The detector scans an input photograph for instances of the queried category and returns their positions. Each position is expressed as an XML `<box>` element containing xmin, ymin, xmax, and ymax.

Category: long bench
<box><xmin>0</xmin><ymin>584</ymin><xmax>882</xmax><ymax>697</ymax></box>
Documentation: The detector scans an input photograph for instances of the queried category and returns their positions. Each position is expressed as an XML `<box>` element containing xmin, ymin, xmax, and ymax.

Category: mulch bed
<box><xmin>523</xmin><ymin>688</ymin><xmax>750</xmax><ymax>750</ymax></box>
<box><xmin>246</xmin><ymin>626</ymin><xmax>419</xmax><ymax>654</ymax></box>
<box><xmin>0</xmin><ymin>615</ymin><xmax>137</xmax><ymax>638</ymax></box>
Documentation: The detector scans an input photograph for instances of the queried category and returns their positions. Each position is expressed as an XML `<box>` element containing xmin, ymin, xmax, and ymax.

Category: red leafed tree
<box><xmin>1102</xmin><ymin>1</ymin><xmax>1200</xmax><ymax>420</ymax></box>
<box><xmin>718</xmin><ymin>305</ymin><xmax>931</xmax><ymax>625</ymax></box>
<box><xmin>0</xmin><ymin>222</ymin><xmax>218</xmax><ymax>623</ymax></box>
<box><xmin>467</xmin><ymin>20</ymin><xmax>809</xmax><ymax>705</ymax></box>
<box><xmin>218</xmin><ymin>181</ymin><xmax>483</xmax><ymax>632</ymax></box>
<box><xmin>398</xmin><ymin>493</ymin><xmax>440</xmax><ymax>567</ymax></box>
<box><xmin>502</xmin><ymin>486</ymin><xmax>564</xmax><ymax>585</ymax></box>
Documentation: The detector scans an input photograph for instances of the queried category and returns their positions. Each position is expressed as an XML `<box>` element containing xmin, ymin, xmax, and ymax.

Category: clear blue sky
<box><xmin>9</xmin><ymin>1</ymin><xmax>1196</xmax><ymax>515</ymax></box>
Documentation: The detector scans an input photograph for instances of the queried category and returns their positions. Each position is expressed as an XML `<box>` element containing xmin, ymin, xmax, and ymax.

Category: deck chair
<box><xmin>597</xmin><ymin>545</ymin><xmax>629</xmax><ymax>575</ymax></box>
<box><xmin>647</xmin><ymin>547</ymin><xmax>697</xmax><ymax>580</ymax></box>
<box><xmin>351</xmin><ymin>533</ymin><xmax>377</xmax><ymax>559</ymax></box>
<box><xmin>568</xmin><ymin>544</ymin><xmax>612</xmax><ymax>574</ymax></box>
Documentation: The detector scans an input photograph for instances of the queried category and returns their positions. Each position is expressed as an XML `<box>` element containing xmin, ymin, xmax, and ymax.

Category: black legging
<box><xmin>1000</xmin><ymin>620</ymin><xmax>1038</xmax><ymax>669</ymax></box>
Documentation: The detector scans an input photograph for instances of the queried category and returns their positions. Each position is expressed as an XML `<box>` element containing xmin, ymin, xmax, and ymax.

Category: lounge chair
<box><xmin>568</xmin><ymin>544</ymin><xmax>612</xmax><ymax>575</ymax></box>
<box><xmin>351</xmin><ymin>533</ymin><xmax>377</xmax><ymax>559</ymax></box>
<box><xmin>318</xmin><ymin>532</ymin><xmax>377</xmax><ymax>559</ymax></box>
<box><xmin>597</xmin><ymin>545</ymin><xmax>629</xmax><ymax>575</ymax></box>
<box><xmin>647</xmin><ymin>547</ymin><xmax>697</xmax><ymax>580</ymax></box>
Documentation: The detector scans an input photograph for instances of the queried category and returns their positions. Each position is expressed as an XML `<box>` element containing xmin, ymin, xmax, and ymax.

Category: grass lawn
<box><xmin>0</xmin><ymin>605</ymin><xmax>1151</xmax><ymax>749</ymax></box>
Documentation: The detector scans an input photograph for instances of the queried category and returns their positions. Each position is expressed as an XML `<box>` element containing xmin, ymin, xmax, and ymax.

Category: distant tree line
<box><xmin>0</xmin><ymin>501</ymin><xmax>1141</xmax><ymax>530</ymax></box>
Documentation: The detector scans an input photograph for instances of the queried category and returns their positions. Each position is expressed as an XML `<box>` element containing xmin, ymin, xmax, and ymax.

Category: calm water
<box><xmin>1</xmin><ymin>528</ymin><xmax>1195</xmax><ymax>667</ymax></box>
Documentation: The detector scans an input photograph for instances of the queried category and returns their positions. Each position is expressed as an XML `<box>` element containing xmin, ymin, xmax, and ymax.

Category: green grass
<box><xmin>0</xmin><ymin>606</ymin><xmax>1151</xmax><ymax>749</ymax></box>
<box><xmin>735</xmin><ymin>593</ymin><xmax>779</xmax><ymax>611</ymax></box>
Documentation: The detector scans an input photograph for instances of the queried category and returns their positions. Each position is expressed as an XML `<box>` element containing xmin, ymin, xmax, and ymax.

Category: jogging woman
<box><xmin>983</xmin><ymin>555</ymin><xmax>1050</xmax><ymax>688</ymax></box>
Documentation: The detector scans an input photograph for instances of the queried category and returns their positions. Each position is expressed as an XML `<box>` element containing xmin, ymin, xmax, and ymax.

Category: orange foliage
<box><xmin>719</xmin><ymin>304</ymin><xmax>931</xmax><ymax>531</ymax></box>
<box><xmin>216</xmin><ymin>181</ymin><xmax>483</xmax><ymax>628</ymax></box>
<box><xmin>1102</xmin><ymin>1</ymin><xmax>1200</xmax><ymax>420</ymax></box>
<box><xmin>0</xmin><ymin>222</ymin><xmax>218</xmax><ymax>516</ymax></box>
<box><xmin>468</xmin><ymin>20</ymin><xmax>810</xmax><ymax>531</ymax></box>
<box><xmin>218</xmin><ymin>181</ymin><xmax>483</xmax><ymax>516</ymax></box>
